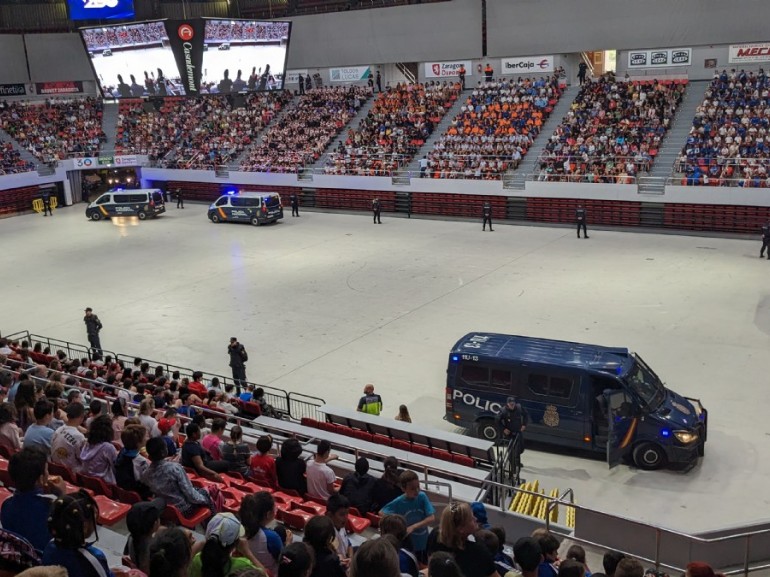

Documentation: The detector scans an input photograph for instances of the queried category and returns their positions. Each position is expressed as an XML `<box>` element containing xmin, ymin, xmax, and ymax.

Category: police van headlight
<box><xmin>673</xmin><ymin>430</ymin><xmax>698</xmax><ymax>444</ymax></box>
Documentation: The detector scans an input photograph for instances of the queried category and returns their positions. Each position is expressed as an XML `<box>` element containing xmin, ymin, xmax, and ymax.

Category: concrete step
<box><xmin>101</xmin><ymin>101</ymin><xmax>120</xmax><ymax>150</ymax></box>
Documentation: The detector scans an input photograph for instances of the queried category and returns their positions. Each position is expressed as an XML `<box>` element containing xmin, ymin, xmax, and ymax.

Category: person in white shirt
<box><xmin>306</xmin><ymin>440</ymin><xmax>337</xmax><ymax>500</ymax></box>
<box><xmin>51</xmin><ymin>402</ymin><xmax>86</xmax><ymax>472</ymax></box>
<box><xmin>326</xmin><ymin>492</ymin><xmax>353</xmax><ymax>562</ymax></box>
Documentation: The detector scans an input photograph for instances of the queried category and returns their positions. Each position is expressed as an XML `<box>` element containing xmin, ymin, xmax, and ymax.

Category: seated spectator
<box><xmin>142</xmin><ymin>436</ymin><xmax>217</xmax><ymax>517</ymax></box>
<box><xmin>14</xmin><ymin>382</ymin><xmax>37</xmax><ymax>432</ymax></box>
<box><xmin>138</xmin><ymin>398</ymin><xmax>161</xmax><ymax>438</ymax></box>
<box><xmin>566</xmin><ymin>545</ymin><xmax>591</xmax><ymax>577</ymax></box>
<box><xmin>593</xmin><ymin>550</ymin><xmax>625</xmax><ymax>577</ymax></box>
<box><xmin>0</xmin><ymin>401</ymin><xmax>22</xmax><ymax>455</ymax></box>
<box><xmin>23</xmin><ymin>400</ymin><xmax>55</xmax><ymax>455</ymax></box>
<box><xmin>0</xmin><ymin>447</ymin><xmax>66</xmax><ymax>552</ymax></box>
<box><xmin>513</xmin><ymin>537</ymin><xmax>542</xmax><ymax>577</ymax></box>
<box><xmin>275</xmin><ymin>437</ymin><xmax>306</xmax><ymax>494</ymax></box>
<box><xmin>475</xmin><ymin>530</ymin><xmax>512</xmax><ymax>577</ymax></box>
<box><xmin>249</xmin><ymin>435</ymin><xmax>277</xmax><ymax>487</ymax></box>
<box><xmin>559</xmin><ymin>560</ymin><xmax>586</xmax><ymax>577</ymax></box>
<box><xmin>241</xmin><ymin>491</ymin><xmax>284</xmax><ymax>576</ymax></box>
<box><xmin>221</xmin><ymin>424</ymin><xmax>251</xmax><ymax>476</ymax></box>
<box><xmin>379</xmin><ymin>514</ymin><xmax>418</xmax><ymax>577</ymax></box>
<box><xmin>202</xmin><ymin>418</ymin><xmax>227</xmax><ymax>460</ymax></box>
<box><xmin>124</xmin><ymin>500</ymin><xmax>165</xmax><ymax>572</ymax></box>
<box><xmin>115</xmin><ymin>424</ymin><xmax>152</xmax><ymax>499</ymax></box>
<box><xmin>0</xmin><ymin>140</ymin><xmax>34</xmax><ymax>175</ymax></box>
<box><xmin>371</xmin><ymin>456</ymin><xmax>403</xmax><ymax>512</ymax></box>
<box><xmin>614</xmin><ymin>559</ymin><xmax>644</xmax><ymax>577</ymax></box>
<box><xmin>340</xmin><ymin>456</ymin><xmax>375</xmax><ymax>514</ymax></box>
<box><xmin>42</xmin><ymin>491</ymin><xmax>112</xmax><ymax>577</ymax></box>
<box><xmin>189</xmin><ymin>512</ymin><xmax>265</xmax><ymax>577</ymax></box>
<box><xmin>306</xmin><ymin>440</ymin><xmax>338</xmax><ymax>501</ymax></box>
<box><xmin>349</xmin><ymin>538</ymin><xmax>401</xmax><ymax>577</ymax></box>
<box><xmin>490</xmin><ymin>527</ymin><xmax>516</xmax><ymax>576</ymax></box>
<box><xmin>303</xmin><ymin>515</ymin><xmax>346</xmax><ymax>577</ymax></box>
<box><xmin>147</xmin><ymin>527</ymin><xmax>193</xmax><ymax>577</ymax></box>
<box><xmin>79</xmin><ymin>413</ymin><xmax>118</xmax><ymax>484</ymax></box>
<box><xmin>182</xmin><ymin>422</ymin><xmax>228</xmax><ymax>479</ymax></box>
<box><xmin>50</xmin><ymin>401</ymin><xmax>86</xmax><ymax>472</ymax></box>
<box><xmin>84</xmin><ymin>399</ymin><xmax>104</xmax><ymax>429</ymax></box>
<box><xmin>381</xmin><ymin>470</ymin><xmax>435</xmax><ymax>563</ymax></box>
<box><xmin>205</xmin><ymin>389</ymin><xmax>239</xmax><ymax>416</ymax></box>
<box><xmin>685</xmin><ymin>562</ymin><xmax>724</xmax><ymax>577</ymax></box>
<box><xmin>157</xmin><ymin>413</ymin><xmax>180</xmax><ymax>457</ymax></box>
<box><xmin>277</xmin><ymin>542</ymin><xmax>314</xmax><ymax>577</ymax></box>
<box><xmin>426</xmin><ymin>502</ymin><xmax>496</xmax><ymax>577</ymax></box>
<box><xmin>537</xmin><ymin>533</ymin><xmax>560</xmax><ymax>577</ymax></box>
<box><xmin>428</xmin><ymin>552</ymin><xmax>465</xmax><ymax>577</ymax></box>
<box><xmin>326</xmin><ymin>493</ymin><xmax>352</xmax><ymax>561</ymax></box>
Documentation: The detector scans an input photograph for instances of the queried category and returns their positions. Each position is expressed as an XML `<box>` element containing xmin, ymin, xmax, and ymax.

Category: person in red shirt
<box><xmin>249</xmin><ymin>435</ymin><xmax>277</xmax><ymax>488</ymax></box>
<box><xmin>188</xmin><ymin>371</ymin><xmax>207</xmax><ymax>398</ymax></box>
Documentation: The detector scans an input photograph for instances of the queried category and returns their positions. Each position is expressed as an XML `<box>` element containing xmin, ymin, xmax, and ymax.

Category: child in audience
<box><xmin>325</xmin><ymin>492</ymin><xmax>352</xmax><ymax>562</ymax></box>
<box><xmin>379</xmin><ymin>514</ymin><xmax>418</xmax><ymax>577</ymax></box>
<box><xmin>304</xmin><ymin>515</ymin><xmax>346</xmax><ymax>577</ymax></box>
<box><xmin>428</xmin><ymin>552</ymin><xmax>465</xmax><ymax>577</ymax></box>
<box><xmin>380</xmin><ymin>470</ymin><xmax>435</xmax><ymax>563</ymax></box>
<box><xmin>349</xmin><ymin>538</ymin><xmax>401</xmax><ymax>577</ymax></box>
<box><xmin>147</xmin><ymin>527</ymin><xmax>193</xmax><ymax>577</ymax></box>
<box><xmin>566</xmin><ymin>545</ymin><xmax>591</xmax><ymax>577</ymax></box>
<box><xmin>221</xmin><ymin>424</ymin><xmax>251</xmax><ymax>476</ymax></box>
<box><xmin>278</xmin><ymin>543</ymin><xmax>314</xmax><ymax>577</ymax></box>
<box><xmin>124</xmin><ymin>500</ymin><xmax>165</xmax><ymax>572</ymax></box>
<box><xmin>79</xmin><ymin>414</ymin><xmax>118</xmax><ymax>484</ymax></box>
<box><xmin>189</xmin><ymin>512</ymin><xmax>265</xmax><ymax>577</ymax></box>
<box><xmin>241</xmin><ymin>491</ymin><xmax>286</xmax><ymax>576</ymax></box>
<box><xmin>537</xmin><ymin>534</ymin><xmax>561</xmax><ymax>577</ymax></box>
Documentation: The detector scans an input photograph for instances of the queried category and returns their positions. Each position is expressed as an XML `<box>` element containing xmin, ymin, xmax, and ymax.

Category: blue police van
<box><xmin>208</xmin><ymin>191</ymin><xmax>283</xmax><ymax>226</ymax></box>
<box><xmin>445</xmin><ymin>333</ymin><xmax>707</xmax><ymax>470</ymax></box>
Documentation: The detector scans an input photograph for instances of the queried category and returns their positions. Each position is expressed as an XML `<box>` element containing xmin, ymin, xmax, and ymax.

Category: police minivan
<box><xmin>446</xmin><ymin>333</ymin><xmax>707</xmax><ymax>470</ymax></box>
<box><xmin>208</xmin><ymin>191</ymin><xmax>283</xmax><ymax>225</ymax></box>
<box><xmin>85</xmin><ymin>189</ymin><xmax>166</xmax><ymax>221</ymax></box>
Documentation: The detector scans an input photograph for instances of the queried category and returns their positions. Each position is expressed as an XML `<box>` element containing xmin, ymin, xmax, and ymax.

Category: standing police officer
<box><xmin>290</xmin><ymin>193</ymin><xmax>300</xmax><ymax>217</ymax></box>
<box><xmin>576</xmin><ymin>204</ymin><xmax>589</xmax><ymax>238</ymax></box>
<box><xmin>41</xmin><ymin>189</ymin><xmax>53</xmax><ymax>217</ymax></box>
<box><xmin>176</xmin><ymin>187</ymin><xmax>184</xmax><ymax>209</ymax></box>
<box><xmin>83</xmin><ymin>307</ymin><xmax>103</xmax><ymax>357</ymax></box>
<box><xmin>372</xmin><ymin>197</ymin><xmax>382</xmax><ymax>224</ymax></box>
<box><xmin>482</xmin><ymin>202</ymin><xmax>494</xmax><ymax>231</ymax></box>
<box><xmin>496</xmin><ymin>396</ymin><xmax>529</xmax><ymax>468</ymax></box>
<box><xmin>228</xmin><ymin>337</ymin><xmax>248</xmax><ymax>390</ymax></box>
<box><xmin>761</xmin><ymin>221</ymin><xmax>770</xmax><ymax>259</ymax></box>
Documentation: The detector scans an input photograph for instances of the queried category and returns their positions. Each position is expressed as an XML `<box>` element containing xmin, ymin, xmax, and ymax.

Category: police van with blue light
<box><xmin>445</xmin><ymin>333</ymin><xmax>707</xmax><ymax>470</ymax></box>
<box><xmin>208</xmin><ymin>190</ymin><xmax>283</xmax><ymax>226</ymax></box>
<box><xmin>85</xmin><ymin>189</ymin><xmax>166</xmax><ymax>221</ymax></box>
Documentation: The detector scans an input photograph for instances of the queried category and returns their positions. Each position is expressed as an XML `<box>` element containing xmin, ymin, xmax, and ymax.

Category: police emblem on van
<box><xmin>543</xmin><ymin>405</ymin><xmax>560</xmax><ymax>427</ymax></box>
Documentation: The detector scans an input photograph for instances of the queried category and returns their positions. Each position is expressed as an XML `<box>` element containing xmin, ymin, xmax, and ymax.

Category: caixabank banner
<box><xmin>165</xmin><ymin>20</ymin><xmax>206</xmax><ymax>96</ymax></box>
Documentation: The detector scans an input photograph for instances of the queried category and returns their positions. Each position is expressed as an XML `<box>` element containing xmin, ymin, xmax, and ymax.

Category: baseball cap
<box><xmin>206</xmin><ymin>513</ymin><xmax>245</xmax><ymax>547</ymax></box>
<box><xmin>158</xmin><ymin>418</ymin><xmax>177</xmax><ymax>435</ymax></box>
<box><xmin>126</xmin><ymin>500</ymin><xmax>164</xmax><ymax>535</ymax></box>
<box><xmin>506</xmin><ymin>396</ymin><xmax>516</xmax><ymax>404</ymax></box>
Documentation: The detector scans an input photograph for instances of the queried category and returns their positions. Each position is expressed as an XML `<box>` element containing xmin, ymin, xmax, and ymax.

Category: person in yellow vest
<box><xmin>356</xmin><ymin>384</ymin><xmax>382</xmax><ymax>415</ymax></box>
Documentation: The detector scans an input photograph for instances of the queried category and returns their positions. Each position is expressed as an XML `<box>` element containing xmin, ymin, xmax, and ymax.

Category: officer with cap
<box><xmin>495</xmin><ymin>396</ymin><xmax>529</xmax><ymax>467</ymax></box>
<box><xmin>576</xmin><ymin>204</ymin><xmax>589</xmax><ymax>238</ymax></box>
<box><xmin>761</xmin><ymin>221</ymin><xmax>770</xmax><ymax>259</ymax></box>
<box><xmin>83</xmin><ymin>307</ymin><xmax>103</xmax><ymax>357</ymax></box>
<box><xmin>482</xmin><ymin>202</ymin><xmax>494</xmax><ymax>231</ymax></box>
<box><xmin>372</xmin><ymin>197</ymin><xmax>382</xmax><ymax>224</ymax></box>
<box><xmin>290</xmin><ymin>193</ymin><xmax>300</xmax><ymax>217</ymax></box>
<box><xmin>228</xmin><ymin>337</ymin><xmax>248</xmax><ymax>390</ymax></box>
<box><xmin>41</xmin><ymin>188</ymin><xmax>53</xmax><ymax>217</ymax></box>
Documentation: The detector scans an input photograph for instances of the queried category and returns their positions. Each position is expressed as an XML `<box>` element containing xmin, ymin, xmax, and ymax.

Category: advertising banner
<box><xmin>627</xmin><ymin>48</ymin><xmax>691</xmax><ymax>68</ymax></box>
<box><xmin>424</xmin><ymin>61</ymin><xmax>473</xmax><ymax>78</ymax></box>
<box><xmin>114</xmin><ymin>155</ymin><xmax>137</xmax><ymax>166</ymax></box>
<box><xmin>166</xmin><ymin>20</ymin><xmax>206</xmax><ymax>96</ymax></box>
<box><xmin>0</xmin><ymin>84</ymin><xmax>27</xmax><ymax>97</ymax></box>
<box><xmin>329</xmin><ymin>66</ymin><xmax>370</xmax><ymax>82</ymax></box>
<box><xmin>73</xmin><ymin>155</ymin><xmax>140</xmax><ymax>170</ymax></box>
<box><xmin>501</xmin><ymin>55</ymin><xmax>554</xmax><ymax>74</ymax></box>
<box><xmin>35</xmin><ymin>81</ymin><xmax>84</xmax><ymax>95</ymax></box>
<box><xmin>285</xmin><ymin>70</ymin><xmax>308</xmax><ymax>84</ymax></box>
<box><xmin>729</xmin><ymin>43</ymin><xmax>770</xmax><ymax>63</ymax></box>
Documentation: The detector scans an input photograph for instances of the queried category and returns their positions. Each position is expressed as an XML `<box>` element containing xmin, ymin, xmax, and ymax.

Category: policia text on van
<box><xmin>85</xmin><ymin>189</ymin><xmax>166</xmax><ymax>221</ymax></box>
<box><xmin>445</xmin><ymin>333</ymin><xmax>707</xmax><ymax>470</ymax></box>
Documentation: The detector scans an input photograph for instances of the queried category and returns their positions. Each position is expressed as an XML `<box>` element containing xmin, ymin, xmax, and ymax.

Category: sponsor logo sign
<box><xmin>73</xmin><ymin>155</ymin><xmax>138</xmax><ymax>169</ymax></box>
<box><xmin>114</xmin><ymin>155</ymin><xmax>138</xmax><ymax>166</ymax></box>
<box><xmin>729</xmin><ymin>43</ymin><xmax>770</xmax><ymax>63</ymax></box>
<box><xmin>424</xmin><ymin>61</ymin><xmax>472</xmax><ymax>78</ymax></box>
<box><xmin>35</xmin><ymin>81</ymin><xmax>83</xmax><ymax>95</ymax></box>
<box><xmin>627</xmin><ymin>48</ymin><xmax>691</xmax><ymax>68</ymax></box>
<box><xmin>0</xmin><ymin>84</ymin><xmax>27</xmax><ymax>97</ymax></box>
<box><xmin>501</xmin><ymin>55</ymin><xmax>554</xmax><ymax>74</ymax></box>
<box><xmin>329</xmin><ymin>66</ymin><xmax>370</xmax><ymax>82</ymax></box>
<box><xmin>166</xmin><ymin>20</ymin><xmax>205</xmax><ymax>95</ymax></box>
<box><xmin>285</xmin><ymin>69</ymin><xmax>308</xmax><ymax>84</ymax></box>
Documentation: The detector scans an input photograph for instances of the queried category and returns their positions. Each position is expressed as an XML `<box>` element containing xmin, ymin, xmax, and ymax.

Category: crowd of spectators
<box><xmin>0</xmin><ymin>98</ymin><xmax>105</xmax><ymax>164</ymax></box>
<box><xmin>426</xmin><ymin>75</ymin><xmax>562</xmax><ymax>180</ymax></box>
<box><xmin>115</xmin><ymin>92</ymin><xmax>292</xmax><ymax>168</ymax></box>
<box><xmin>0</xmin><ymin>139</ymin><xmax>34</xmax><ymax>175</ymax></box>
<box><xmin>204</xmin><ymin>20</ymin><xmax>290</xmax><ymax>42</ymax></box>
<box><xmin>678</xmin><ymin>68</ymin><xmax>770</xmax><ymax>187</ymax></box>
<box><xmin>323</xmin><ymin>81</ymin><xmax>460</xmax><ymax>176</ymax></box>
<box><xmin>535</xmin><ymin>74</ymin><xmax>683</xmax><ymax>183</ymax></box>
<box><xmin>82</xmin><ymin>22</ymin><xmax>167</xmax><ymax>51</ymax></box>
<box><xmin>240</xmin><ymin>86</ymin><xmax>370</xmax><ymax>173</ymax></box>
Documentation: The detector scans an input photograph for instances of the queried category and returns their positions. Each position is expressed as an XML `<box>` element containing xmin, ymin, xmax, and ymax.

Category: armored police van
<box><xmin>208</xmin><ymin>191</ymin><xmax>283</xmax><ymax>225</ymax></box>
<box><xmin>85</xmin><ymin>189</ymin><xmax>166</xmax><ymax>221</ymax></box>
<box><xmin>446</xmin><ymin>333</ymin><xmax>707</xmax><ymax>470</ymax></box>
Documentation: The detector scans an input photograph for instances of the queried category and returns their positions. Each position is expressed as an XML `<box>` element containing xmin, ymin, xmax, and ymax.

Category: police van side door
<box><xmin>520</xmin><ymin>370</ymin><xmax>583</xmax><ymax>443</ymax></box>
<box><xmin>606</xmin><ymin>389</ymin><xmax>637</xmax><ymax>468</ymax></box>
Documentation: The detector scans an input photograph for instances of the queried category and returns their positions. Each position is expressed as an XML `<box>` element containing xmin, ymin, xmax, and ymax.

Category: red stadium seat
<box><xmin>392</xmin><ymin>439</ymin><xmax>411</xmax><ymax>452</ymax></box>
<box><xmin>451</xmin><ymin>454</ymin><xmax>475</xmax><ymax>468</ymax></box>
<box><xmin>431</xmin><ymin>449</ymin><xmax>453</xmax><ymax>462</ymax></box>
<box><xmin>296</xmin><ymin>501</ymin><xmax>325</xmax><ymax>516</ymax></box>
<box><xmin>277</xmin><ymin>508</ymin><xmax>313</xmax><ymax>530</ymax></box>
<box><xmin>93</xmin><ymin>495</ymin><xmax>131</xmax><ymax>526</ymax></box>
<box><xmin>411</xmin><ymin>444</ymin><xmax>432</xmax><ymax>457</ymax></box>
<box><xmin>162</xmin><ymin>504</ymin><xmax>212</xmax><ymax>529</ymax></box>
<box><xmin>372</xmin><ymin>434</ymin><xmax>392</xmax><ymax>447</ymax></box>
<box><xmin>77</xmin><ymin>474</ymin><xmax>115</xmax><ymax>498</ymax></box>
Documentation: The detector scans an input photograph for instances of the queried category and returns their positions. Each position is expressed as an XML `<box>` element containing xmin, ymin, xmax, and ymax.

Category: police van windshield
<box><xmin>626</xmin><ymin>354</ymin><xmax>665</xmax><ymax>411</ymax></box>
<box><xmin>264</xmin><ymin>196</ymin><xmax>280</xmax><ymax>208</ymax></box>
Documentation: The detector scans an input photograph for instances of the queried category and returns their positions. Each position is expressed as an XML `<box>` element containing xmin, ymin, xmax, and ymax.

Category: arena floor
<box><xmin>1</xmin><ymin>203</ymin><xmax>768</xmax><ymax>534</ymax></box>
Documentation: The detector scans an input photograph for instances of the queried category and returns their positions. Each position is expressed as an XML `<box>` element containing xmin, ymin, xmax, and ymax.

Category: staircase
<box><xmin>505</xmin><ymin>83</ymin><xmax>582</xmax><ymax>190</ymax></box>
<box><xmin>0</xmin><ymin>128</ymin><xmax>40</xmax><ymax>170</ymax></box>
<box><xmin>310</xmin><ymin>95</ymin><xmax>377</xmax><ymax>169</ymax></box>
<box><xmin>230</xmin><ymin>95</ymin><xmax>296</xmax><ymax>168</ymax></box>
<box><xmin>402</xmin><ymin>92</ymin><xmax>469</xmax><ymax>175</ymax></box>
<box><xmin>100</xmin><ymin>101</ymin><xmax>121</xmax><ymax>152</ymax></box>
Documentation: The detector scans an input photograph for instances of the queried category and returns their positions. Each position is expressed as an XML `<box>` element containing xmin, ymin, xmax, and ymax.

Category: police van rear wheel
<box><xmin>251</xmin><ymin>217</ymin><xmax>260</xmax><ymax>226</ymax></box>
<box><xmin>476</xmin><ymin>419</ymin><xmax>499</xmax><ymax>442</ymax></box>
<box><xmin>138</xmin><ymin>211</ymin><xmax>147</xmax><ymax>220</ymax></box>
<box><xmin>211</xmin><ymin>214</ymin><xmax>220</xmax><ymax>223</ymax></box>
<box><xmin>633</xmin><ymin>442</ymin><xmax>666</xmax><ymax>470</ymax></box>
<box><xmin>90</xmin><ymin>212</ymin><xmax>101</xmax><ymax>221</ymax></box>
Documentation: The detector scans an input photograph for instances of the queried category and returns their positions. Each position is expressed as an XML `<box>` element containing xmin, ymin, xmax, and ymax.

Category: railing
<box><xmin>2</xmin><ymin>330</ymin><xmax>324</xmax><ymax>422</ymax></box>
<box><xmin>529</xmin><ymin>173</ymin><xmax>638</xmax><ymax>185</ymax></box>
<box><xmin>479</xmin><ymin>434</ymin><xmax>522</xmax><ymax>507</ymax></box>
<box><xmin>666</xmin><ymin>176</ymin><xmax>770</xmax><ymax>188</ymax></box>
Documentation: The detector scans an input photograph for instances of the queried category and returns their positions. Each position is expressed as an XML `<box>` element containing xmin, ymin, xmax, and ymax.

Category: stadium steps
<box><xmin>0</xmin><ymin>128</ymin><xmax>40</xmax><ymax>169</ymax></box>
<box><xmin>402</xmin><ymin>91</ymin><xmax>470</xmax><ymax>175</ymax></box>
<box><xmin>648</xmin><ymin>79</ymin><xmax>709</xmax><ymax>179</ymax></box>
<box><xmin>101</xmin><ymin>101</ymin><xmax>121</xmax><ymax>151</ymax></box>
<box><xmin>508</xmin><ymin>83</ymin><xmax>582</xmax><ymax>188</ymax></box>
<box><xmin>230</xmin><ymin>95</ymin><xmax>297</xmax><ymax>168</ymax></box>
<box><xmin>311</xmin><ymin>95</ymin><xmax>378</xmax><ymax>170</ymax></box>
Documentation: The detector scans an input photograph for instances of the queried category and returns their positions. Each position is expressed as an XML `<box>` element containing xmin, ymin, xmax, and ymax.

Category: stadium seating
<box><xmin>0</xmin><ymin>140</ymin><xmax>34</xmax><ymax>175</ymax></box>
<box><xmin>679</xmin><ymin>69</ymin><xmax>770</xmax><ymax>187</ymax></box>
<box><xmin>240</xmin><ymin>86</ymin><xmax>371</xmax><ymax>173</ymax></box>
<box><xmin>0</xmin><ymin>98</ymin><xmax>105</xmax><ymax>163</ymax></box>
<box><xmin>427</xmin><ymin>75</ymin><xmax>563</xmax><ymax>179</ymax></box>
<box><xmin>324</xmin><ymin>81</ymin><xmax>460</xmax><ymax>176</ymax></box>
<box><xmin>535</xmin><ymin>75</ymin><xmax>685</xmax><ymax>182</ymax></box>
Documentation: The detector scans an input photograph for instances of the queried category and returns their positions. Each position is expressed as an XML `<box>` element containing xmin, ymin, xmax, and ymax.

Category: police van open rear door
<box><xmin>606</xmin><ymin>390</ymin><xmax>636</xmax><ymax>468</ymax></box>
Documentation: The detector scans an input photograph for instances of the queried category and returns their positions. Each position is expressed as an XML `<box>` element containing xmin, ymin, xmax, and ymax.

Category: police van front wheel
<box><xmin>476</xmin><ymin>419</ymin><xmax>499</xmax><ymax>442</ymax></box>
<box><xmin>251</xmin><ymin>217</ymin><xmax>260</xmax><ymax>226</ymax></box>
<box><xmin>90</xmin><ymin>212</ymin><xmax>102</xmax><ymax>221</ymax></box>
<box><xmin>211</xmin><ymin>214</ymin><xmax>220</xmax><ymax>223</ymax></box>
<box><xmin>633</xmin><ymin>442</ymin><xmax>666</xmax><ymax>470</ymax></box>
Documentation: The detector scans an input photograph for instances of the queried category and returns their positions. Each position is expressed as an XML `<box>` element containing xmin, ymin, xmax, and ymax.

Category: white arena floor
<box><xmin>1</xmin><ymin>203</ymin><xmax>768</xmax><ymax>534</ymax></box>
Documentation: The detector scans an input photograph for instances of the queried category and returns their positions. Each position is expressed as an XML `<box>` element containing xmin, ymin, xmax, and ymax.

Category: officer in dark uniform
<box><xmin>482</xmin><ymin>202</ymin><xmax>493</xmax><ymax>231</ymax></box>
<box><xmin>372</xmin><ymin>197</ymin><xmax>382</xmax><ymax>224</ymax></box>
<box><xmin>495</xmin><ymin>395</ymin><xmax>529</xmax><ymax>464</ymax></box>
<box><xmin>761</xmin><ymin>221</ymin><xmax>770</xmax><ymax>259</ymax></box>
<box><xmin>576</xmin><ymin>204</ymin><xmax>589</xmax><ymax>238</ymax></box>
<box><xmin>228</xmin><ymin>337</ymin><xmax>248</xmax><ymax>390</ymax></box>
<box><xmin>176</xmin><ymin>187</ymin><xmax>184</xmax><ymax>209</ymax></box>
<box><xmin>83</xmin><ymin>307</ymin><xmax>103</xmax><ymax>357</ymax></box>
<box><xmin>41</xmin><ymin>189</ymin><xmax>53</xmax><ymax>217</ymax></box>
<box><xmin>290</xmin><ymin>193</ymin><xmax>300</xmax><ymax>217</ymax></box>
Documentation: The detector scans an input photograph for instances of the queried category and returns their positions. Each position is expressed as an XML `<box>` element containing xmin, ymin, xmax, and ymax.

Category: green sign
<box><xmin>98</xmin><ymin>156</ymin><xmax>115</xmax><ymax>165</ymax></box>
